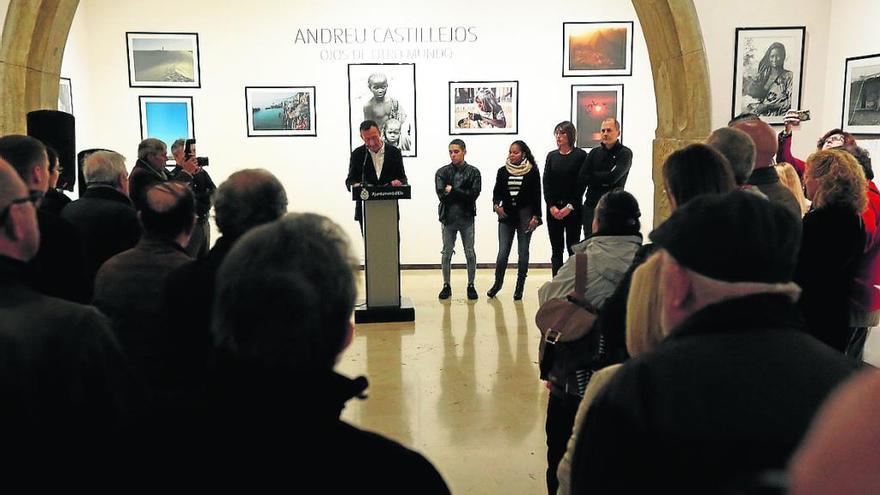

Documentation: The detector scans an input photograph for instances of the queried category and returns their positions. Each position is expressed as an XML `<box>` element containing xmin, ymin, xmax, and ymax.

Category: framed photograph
<box><xmin>348</xmin><ymin>63</ymin><xmax>416</xmax><ymax>157</ymax></box>
<box><xmin>126</xmin><ymin>32</ymin><xmax>201</xmax><ymax>88</ymax></box>
<box><xmin>138</xmin><ymin>96</ymin><xmax>194</xmax><ymax>148</ymax></box>
<box><xmin>449</xmin><ymin>81</ymin><xmax>518</xmax><ymax>135</ymax></box>
<box><xmin>842</xmin><ymin>53</ymin><xmax>880</xmax><ymax>135</ymax></box>
<box><xmin>562</xmin><ymin>21</ymin><xmax>633</xmax><ymax>77</ymax></box>
<box><xmin>245</xmin><ymin>86</ymin><xmax>316</xmax><ymax>137</ymax></box>
<box><xmin>570</xmin><ymin>84</ymin><xmax>624</xmax><ymax>149</ymax></box>
<box><xmin>732</xmin><ymin>26</ymin><xmax>805</xmax><ymax>125</ymax></box>
<box><xmin>58</xmin><ymin>77</ymin><xmax>73</xmax><ymax>115</ymax></box>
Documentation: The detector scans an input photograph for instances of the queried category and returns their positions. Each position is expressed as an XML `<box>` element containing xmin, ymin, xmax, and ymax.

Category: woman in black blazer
<box><xmin>488</xmin><ymin>140</ymin><xmax>542</xmax><ymax>299</ymax></box>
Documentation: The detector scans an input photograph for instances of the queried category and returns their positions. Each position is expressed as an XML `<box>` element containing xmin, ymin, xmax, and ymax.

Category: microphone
<box><xmin>361</xmin><ymin>145</ymin><xmax>368</xmax><ymax>187</ymax></box>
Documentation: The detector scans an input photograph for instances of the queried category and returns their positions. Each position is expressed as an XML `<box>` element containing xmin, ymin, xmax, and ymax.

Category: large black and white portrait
<box><xmin>732</xmin><ymin>27</ymin><xmax>805</xmax><ymax>125</ymax></box>
<box><xmin>348</xmin><ymin>63</ymin><xmax>416</xmax><ymax>157</ymax></box>
<box><xmin>842</xmin><ymin>53</ymin><xmax>880</xmax><ymax>134</ymax></box>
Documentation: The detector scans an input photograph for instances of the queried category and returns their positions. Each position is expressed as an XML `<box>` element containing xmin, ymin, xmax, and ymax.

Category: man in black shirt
<box><xmin>579</xmin><ymin>118</ymin><xmax>632</xmax><ymax>238</ymax></box>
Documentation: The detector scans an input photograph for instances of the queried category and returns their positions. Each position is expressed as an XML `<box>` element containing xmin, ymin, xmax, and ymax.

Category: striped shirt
<box><xmin>507</xmin><ymin>175</ymin><xmax>524</xmax><ymax>205</ymax></box>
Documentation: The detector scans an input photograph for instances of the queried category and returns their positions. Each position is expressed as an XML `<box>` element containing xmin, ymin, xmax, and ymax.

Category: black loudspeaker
<box><xmin>26</xmin><ymin>110</ymin><xmax>76</xmax><ymax>192</ymax></box>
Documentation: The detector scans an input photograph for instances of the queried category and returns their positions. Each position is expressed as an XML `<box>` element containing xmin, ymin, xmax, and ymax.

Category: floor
<box><xmin>336</xmin><ymin>269</ymin><xmax>880</xmax><ymax>494</ymax></box>
<box><xmin>336</xmin><ymin>268</ymin><xmax>553</xmax><ymax>495</ymax></box>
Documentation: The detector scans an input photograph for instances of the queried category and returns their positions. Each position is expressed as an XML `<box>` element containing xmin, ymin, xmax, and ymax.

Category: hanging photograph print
<box><xmin>842</xmin><ymin>53</ymin><xmax>880</xmax><ymax>134</ymax></box>
<box><xmin>245</xmin><ymin>86</ymin><xmax>317</xmax><ymax>137</ymax></box>
<box><xmin>732</xmin><ymin>26</ymin><xmax>805</xmax><ymax>125</ymax></box>
<box><xmin>139</xmin><ymin>96</ymin><xmax>195</xmax><ymax>148</ymax></box>
<box><xmin>570</xmin><ymin>84</ymin><xmax>623</xmax><ymax>149</ymax></box>
<box><xmin>127</xmin><ymin>32</ymin><xmax>201</xmax><ymax>88</ymax></box>
<box><xmin>449</xmin><ymin>81</ymin><xmax>519</xmax><ymax>135</ymax></box>
<box><xmin>348</xmin><ymin>63</ymin><xmax>416</xmax><ymax>157</ymax></box>
<box><xmin>562</xmin><ymin>22</ymin><xmax>633</xmax><ymax>77</ymax></box>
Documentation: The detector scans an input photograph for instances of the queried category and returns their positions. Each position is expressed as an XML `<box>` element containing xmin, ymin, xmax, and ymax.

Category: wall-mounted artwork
<box><xmin>127</xmin><ymin>32</ymin><xmax>201</xmax><ymax>88</ymax></box>
<box><xmin>732</xmin><ymin>26</ymin><xmax>805</xmax><ymax>125</ymax></box>
<box><xmin>562</xmin><ymin>21</ymin><xmax>633</xmax><ymax>77</ymax></box>
<box><xmin>570</xmin><ymin>84</ymin><xmax>623</xmax><ymax>149</ymax></box>
<box><xmin>58</xmin><ymin>77</ymin><xmax>73</xmax><ymax>115</ymax></box>
<box><xmin>139</xmin><ymin>96</ymin><xmax>194</xmax><ymax>147</ymax></box>
<box><xmin>245</xmin><ymin>86</ymin><xmax>316</xmax><ymax>137</ymax></box>
<box><xmin>449</xmin><ymin>81</ymin><xmax>518</xmax><ymax>135</ymax></box>
<box><xmin>348</xmin><ymin>63</ymin><xmax>416</xmax><ymax>157</ymax></box>
<box><xmin>842</xmin><ymin>53</ymin><xmax>880</xmax><ymax>135</ymax></box>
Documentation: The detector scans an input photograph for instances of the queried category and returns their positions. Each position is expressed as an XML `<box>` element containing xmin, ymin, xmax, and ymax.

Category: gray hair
<box><xmin>170</xmin><ymin>139</ymin><xmax>186</xmax><ymax>153</ymax></box>
<box><xmin>214</xmin><ymin>169</ymin><xmax>288</xmax><ymax>238</ymax></box>
<box><xmin>83</xmin><ymin>150</ymin><xmax>127</xmax><ymax>184</ymax></box>
<box><xmin>706</xmin><ymin>127</ymin><xmax>756</xmax><ymax>185</ymax></box>
<box><xmin>213</xmin><ymin>213</ymin><xmax>357</xmax><ymax>370</ymax></box>
<box><xmin>137</xmin><ymin>138</ymin><xmax>166</xmax><ymax>161</ymax></box>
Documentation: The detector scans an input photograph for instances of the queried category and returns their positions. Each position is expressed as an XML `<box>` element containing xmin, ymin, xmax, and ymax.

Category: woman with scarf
<box><xmin>488</xmin><ymin>140</ymin><xmax>542</xmax><ymax>300</ymax></box>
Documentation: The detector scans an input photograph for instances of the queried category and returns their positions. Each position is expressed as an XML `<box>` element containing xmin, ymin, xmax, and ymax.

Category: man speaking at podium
<box><xmin>346</xmin><ymin>120</ymin><xmax>408</xmax><ymax>231</ymax></box>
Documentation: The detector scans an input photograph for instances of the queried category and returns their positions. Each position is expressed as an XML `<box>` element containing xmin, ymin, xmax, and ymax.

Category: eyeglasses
<box><xmin>0</xmin><ymin>190</ymin><xmax>42</xmax><ymax>225</ymax></box>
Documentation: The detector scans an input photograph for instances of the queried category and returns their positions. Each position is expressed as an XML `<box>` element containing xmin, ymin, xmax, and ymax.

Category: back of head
<box><xmin>663</xmin><ymin>143</ymin><xmax>737</xmax><ymax>207</ymax></box>
<box><xmin>0</xmin><ymin>135</ymin><xmax>47</xmax><ymax>184</ymax></box>
<box><xmin>706</xmin><ymin>127</ymin><xmax>756</xmax><ymax>184</ymax></box>
<box><xmin>625</xmin><ymin>252</ymin><xmax>666</xmax><ymax>357</ymax></box>
<box><xmin>213</xmin><ymin>213</ymin><xmax>357</xmax><ymax>371</ymax></box>
<box><xmin>731</xmin><ymin>118</ymin><xmax>778</xmax><ymax>170</ymax></box>
<box><xmin>83</xmin><ymin>151</ymin><xmax>127</xmax><ymax>186</ymax></box>
<box><xmin>650</xmin><ymin>190</ymin><xmax>801</xmax><ymax>284</ymax></box>
<box><xmin>806</xmin><ymin>149</ymin><xmax>867</xmax><ymax>212</ymax></box>
<box><xmin>842</xmin><ymin>144</ymin><xmax>873</xmax><ymax>181</ymax></box>
<box><xmin>214</xmin><ymin>169</ymin><xmax>288</xmax><ymax>239</ymax></box>
<box><xmin>595</xmin><ymin>189</ymin><xmax>641</xmax><ymax>235</ymax></box>
<box><xmin>140</xmin><ymin>182</ymin><xmax>195</xmax><ymax>239</ymax></box>
<box><xmin>774</xmin><ymin>162</ymin><xmax>810</xmax><ymax>216</ymax></box>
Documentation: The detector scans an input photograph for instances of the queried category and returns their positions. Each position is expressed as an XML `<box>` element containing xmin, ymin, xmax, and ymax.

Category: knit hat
<box><xmin>649</xmin><ymin>190</ymin><xmax>801</xmax><ymax>283</ymax></box>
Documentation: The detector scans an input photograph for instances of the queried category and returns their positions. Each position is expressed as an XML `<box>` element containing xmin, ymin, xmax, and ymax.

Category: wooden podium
<box><xmin>352</xmin><ymin>185</ymin><xmax>415</xmax><ymax>323</ymax></box>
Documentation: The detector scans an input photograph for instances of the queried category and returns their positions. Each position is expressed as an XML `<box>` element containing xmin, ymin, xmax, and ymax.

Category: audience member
<box><xmin>774</xmin><ymin>162</ymin><xmax>810</xmax><ymax>217</ymax></box>
<box><xmin>776</xmin><ymin>110</ymin><xmax>857</xmax><ymax>177</ymax></box>
<box><xmin>0</xmin><ymin>156</ymin><xmax>132</xmax><ymax>445</ymax></box>
<box><xmin>169</xmin><ymin>138</ymin><xmax>216</xmax><ymax>258</ymax></box>
<box><xmin>0</xmin><ymin>135</ymin><xmax>88</xmax><ymax>302</ymax></box>
<box><xmin>61</xmin><ymin>150</ymin><xmax>141</xmax><ymax>295</ymax></box>
<box><xmin>38</xmin><ymin>145</ymin><xmax>71</xmax><ymax>216</ymax></box>
<box><xmin>93</xmin><ymin>182</ymin><xmax>199</xmax><ymax>411</ymax></box>
<box><xmin>569</xmin><ymin>191</ymin><xmax>856</xmax><ymax>494</ymax></box>
<box><xmin>544</xmin><ymin>121</ymin><xmax>586</xmax><ymax>275</ymax></box>
<box><xmin>706</xmin><ymin>127</ymin><xmax>756</xmax><ymax>188</ymax></box>
<box><xmin>538</xmin><ymin>189</ymin><xmax>642</xmax><ymax>494</ymax></box>
<box><xmin>204</xmin><ymin>213</ymin><xmax>450</xmax><ymax>491</ymax></box>
<box><xmin>795</xmin><ymin>149</ymin><xmax>866</xmax><ymax>352</ymax></box>
<box><xmin>730</xmin><ymin>117</ymin><xmax>802</xmax><ymax>218</ymax></box>
<box><xmin>128</xmin><ymin>137</ymin><xmax>199</xmax><ymax>212</ymax></box>
<box><xmin>789</xmin><ymin>370</ymin><xmax>880</xmax><ymax>495</ymax></box>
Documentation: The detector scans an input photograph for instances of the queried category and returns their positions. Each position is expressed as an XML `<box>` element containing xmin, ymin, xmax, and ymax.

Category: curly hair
<box><xmin>805</xmin><ymin>149</ymin><xmax>867</xmax><ymax>212</ymax></box>
<box><xmin>815</xmin><ymin>128</ymin><xmax>856</xmax><ymax>150</ymax></box>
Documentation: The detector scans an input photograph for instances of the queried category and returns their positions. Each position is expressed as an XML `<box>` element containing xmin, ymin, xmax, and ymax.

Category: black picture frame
<box><xmin>570</xmin><ymin>84</ymin><xmax>624</xmax><ymax>149</ymax></box>
<box><xmin>245</xmin><ymin>86</ymin><xmax>317</xmax><ymax>137</ymax></box>
<box><xmin>348</xmin><ymin>63</ymin><xmax>417</xmax><ymax>157</ymax></box>
<box><xmin>126</xmin><ymin>32</ymin><xmax>201</xmax><ymax>88</ymax></box>
<box><xmin>138</xmin><ymin>95</ymin><xmax>195</xmax><ymax>149</ymax></box>
<box><xmin>731</xmin><ymin>26</ymin><xmax>806</xmax><ymax>125</ymax></box>
<box><xmin>842</xmin><ymin>53</ymin><xmax>880</xmax><ymax>135</ymax></box>
<box><xmin>562</xmin><ymin>21</ymin><xmax>634</xmax><ymax>77</ymax></box>
<box><xmin>448</xmin><ymin>81</ymin><xmax>519</xmax><ymax>135</ymax></box>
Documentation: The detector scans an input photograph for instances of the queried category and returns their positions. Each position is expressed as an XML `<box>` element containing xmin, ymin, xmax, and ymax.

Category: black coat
<box><xmin>61</xmin><ymin>186</ymin><xmax>141</xmax><ymax>295</ymax></box>
<box><xmin>570</xmin><ymin>294</ymin><xmax>856</xmax><ymax>494</ymax></box>
<box><xmin>345</xmin><ymin>144</ymin><xmax>407</xmax><ymax>221</ymax></box>
<box><xmin>25</xmin><ymin>208</ymin><xmax>90</xmax><ymax>303</ymax></box>
<box><xmin>39</xmin><ymin>188</ymin><xmax>71</xmax><ymax>216</ymax></box>
<box><xmin>579</xmin><ymin>141</ymin><xmax>632</xmax><ymax>207</ymax></box>
<box><xmin>492</xmin><ymin>166</ymin><xmax>541</xmax><ymax>228</ymax></box>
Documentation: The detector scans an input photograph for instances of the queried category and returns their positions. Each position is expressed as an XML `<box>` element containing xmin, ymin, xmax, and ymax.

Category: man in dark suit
<box><xmin>345</xmin><ymin>119</ymin><xmax>408</xmax><ymax>229</ymax></box>
<box><xmin>61</xmin><ymin>150</ymin><xmax>141</xmax><ymax>297</ymax></box>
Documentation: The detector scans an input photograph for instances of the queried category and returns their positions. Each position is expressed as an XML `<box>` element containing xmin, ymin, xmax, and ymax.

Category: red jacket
<box><xmin>853</xmin><ymin>182</ymin><xmax>880</xmax><ymax>312</ymax></box>
<box><xmin>776</xmin><ymin>132</ymin><xmax>806</xmax><ymax>179</ymax></box>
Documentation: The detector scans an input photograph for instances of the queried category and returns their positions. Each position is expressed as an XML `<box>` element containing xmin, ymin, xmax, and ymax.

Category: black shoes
<box><xmin>513</xmin><ymin>278</ymin><xmax>526</xmax><ymax>301</ymax></box>
<box><xmin>487</xmin><ymin>284</ymin><xmax>501</xmax><ymax>298</ymax></box>
<box><xmin>467</xmin><ymin>284</ymin><xmax>478</xmax><ymax>300</ymax></box>
<box><xmin>438</xmin><ymin>284</ymin><xmax>452</xmax><ymax>300</ymax></box>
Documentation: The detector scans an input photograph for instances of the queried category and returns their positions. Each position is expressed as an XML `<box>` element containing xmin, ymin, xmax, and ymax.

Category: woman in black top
<box><xmin>544</xmin><ymin>121</ymin><xmax>587</xmax><ymax>275</ymax></box>
<box><xmin>488</xmin><ymin>140</ymin><xmax>542</xmax><ymax>300</ymax></box>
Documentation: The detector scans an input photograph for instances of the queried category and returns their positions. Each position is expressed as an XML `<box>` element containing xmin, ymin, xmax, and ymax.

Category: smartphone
<box><xmin>184</xmin><ymin>138</ymin><xmax>196</xmax><ymax>160</ymax></box>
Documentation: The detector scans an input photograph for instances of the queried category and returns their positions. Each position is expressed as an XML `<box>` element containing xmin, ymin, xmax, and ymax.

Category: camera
<box><xmin>184</xmin><ymin>138</ymin><xmax>209</xmax><ymax>167</ymax></box>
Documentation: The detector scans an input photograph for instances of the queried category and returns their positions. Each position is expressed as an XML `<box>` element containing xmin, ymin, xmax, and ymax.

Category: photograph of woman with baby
<box><xmin>732</xmin><ymin>27</ymin><xmax>805</xmax><ymax>125</ymax></box>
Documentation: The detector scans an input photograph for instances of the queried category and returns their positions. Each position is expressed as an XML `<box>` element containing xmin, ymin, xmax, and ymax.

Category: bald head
<box><xmin>140</xmin><ymin>182</ymin><xmax>195</xmax><ymax>240</ymax></box>
<box><xmin>0</xmin><ymin>157</ymin><xmax>40</xmax><ymax>261</ymax></box>
<box><xmin>706</xmin><ymin>127</ymin><xmax>756</xmax><ymax>185</ymax></box>
<box><xmin>731</xmin><ymin>118</ymin><xmax>778</xmax><ymax>170</ymax></box>
<box><xmin>215</xmin><ymin>169</ymin><xmax>288</xmax><ymax>239</ymax></box>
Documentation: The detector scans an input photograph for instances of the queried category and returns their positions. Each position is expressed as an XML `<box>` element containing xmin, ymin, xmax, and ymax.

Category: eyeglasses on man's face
<box><xmin>0</xmin><ymin>190</ymin><xmax>42</xmax><ymax>225</ymax></box>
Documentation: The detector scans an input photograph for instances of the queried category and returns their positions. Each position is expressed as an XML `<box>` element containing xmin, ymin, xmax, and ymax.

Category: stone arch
<box><xmin>0</xmin><ymin>0</ymin><xmax>710</xmax><ymax>221</ymax></box>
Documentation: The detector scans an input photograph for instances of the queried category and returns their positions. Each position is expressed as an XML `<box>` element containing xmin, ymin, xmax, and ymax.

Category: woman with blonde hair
<box><xmin>795</xmin><ymin>149</ymin><xmax>867</xmax><ymax>352</ymax></box>
<box><xmin>774</xmin><ymin>162</ymin><xmax>809</xmax><ymax>217</ymax></box>
<box><xmin>556</xmin><ymin>252</ymin><xmax>666</xmax><ymax>495</ymax></box>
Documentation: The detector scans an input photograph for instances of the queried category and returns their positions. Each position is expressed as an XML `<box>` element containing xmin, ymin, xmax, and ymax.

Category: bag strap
<box><xmin>574</xmin><ymin>252</ymin><xmax>588</xmax><ymax>298</ymax></box>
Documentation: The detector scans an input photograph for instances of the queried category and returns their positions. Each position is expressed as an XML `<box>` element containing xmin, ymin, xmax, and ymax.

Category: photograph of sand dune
<box><xmin>127</xmin><ymin>32</ymin><xmax>200</xmax><ymax>88</ymax></box>
<box><xmin>562</xmin><ymin>22</ymin><xmax>633</xmax><ymax>77</ymax></box>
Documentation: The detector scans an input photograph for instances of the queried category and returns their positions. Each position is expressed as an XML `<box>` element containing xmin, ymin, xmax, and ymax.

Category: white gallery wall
<box><xmin>59</xmin><ymin>0</ymin><xmax>658</xmax><ymax>265</ymax></box>
<box><xmin>52</xmin><ymin>0</ymin><xmax>880</xmax><ymax>264</ymax></box>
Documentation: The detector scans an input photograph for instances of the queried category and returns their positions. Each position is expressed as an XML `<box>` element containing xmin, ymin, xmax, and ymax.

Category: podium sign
<box><xmin>352</xmin><ymin>185</ymin><xmax>415</xmax><ymax>323</ymax></box>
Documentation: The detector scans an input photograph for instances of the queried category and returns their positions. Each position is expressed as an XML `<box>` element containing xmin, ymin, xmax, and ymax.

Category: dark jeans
<box><xmin>493</xmin><ymin>221</ymin><xmax>532</xmax><ymax>287</ymax></box>
<box><xmin>546</xmin><ymin>391</ymin><xmax>582</xmax><ymax>494</ymax></box>
<box><xmin>582</xmin><ymin>203</ymin><xmax>597</xmax><ymax>240</ymax></box>
<box><xmin>547</xmin><ymin>207</ymin><xmax>581</xmax><ymax>276</ymax></box>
